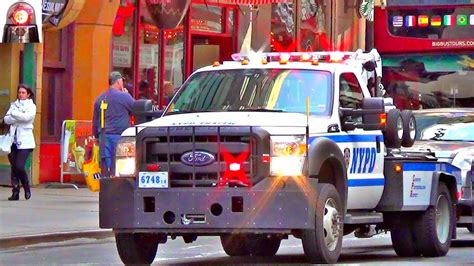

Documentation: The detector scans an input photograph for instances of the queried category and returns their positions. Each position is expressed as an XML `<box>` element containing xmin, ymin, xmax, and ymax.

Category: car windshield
<box><xmin>414</xmin><ymin>112</ymin><xmax>474</xmax><ymax>142</ymax></box>
<box><xmin>164</xmin><ymin>69</ymin><xmax>332</xmax><ymax>116</ymax></box>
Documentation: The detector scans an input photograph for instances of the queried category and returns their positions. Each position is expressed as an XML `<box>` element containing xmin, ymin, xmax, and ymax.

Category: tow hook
<box><xmin>181</xmin><ymin>214</ymin><xmax>206</xmax><ymax>225</ymax></box>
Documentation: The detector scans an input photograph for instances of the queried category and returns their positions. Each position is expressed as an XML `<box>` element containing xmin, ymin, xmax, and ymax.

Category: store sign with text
<box><xmin>112</xmin><ymin>43</ymin><xmax>158</xmax><ymax>68</ymax></box>
<box><xmin>145</xmin><ymin>0</ymin><xmax>191</xmax><ymax>29</ymax></box>
<box><xmin>42</xmin><ymin>0</ymin><xmax>68</xmax><ymax>26</ymax></box>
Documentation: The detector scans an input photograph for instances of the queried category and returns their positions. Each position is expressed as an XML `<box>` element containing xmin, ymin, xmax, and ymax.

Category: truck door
<box><xmin>337</xmin><ymin>73</ymin><xmax>384</xmax><ymax>209</ymax></box>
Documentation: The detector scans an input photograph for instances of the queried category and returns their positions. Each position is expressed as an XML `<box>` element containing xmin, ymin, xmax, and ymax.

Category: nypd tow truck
<box><xmin>99</xmin><ymin>50</ymin><xmax>462</xmax><ymax>264</ymax></box>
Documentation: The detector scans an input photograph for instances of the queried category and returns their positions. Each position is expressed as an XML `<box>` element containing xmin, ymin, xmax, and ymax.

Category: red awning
<box><xmin>201</xmin><ymin>0</ymin><xmax>290</xmax><ymax>5</ymax></box>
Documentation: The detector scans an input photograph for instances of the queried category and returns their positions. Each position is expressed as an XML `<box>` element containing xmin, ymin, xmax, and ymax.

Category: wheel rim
<box><xmin>323</xmin><ymin>198</ymin><xmax>341</xmax><ymax>251</ymax></box>
<box><xmin>435</xmin><ymin>194</ymin><xmax>450</xmax><ymax>244</ymax></box>
<box><xmin>397</xmin><ymin>117</ymin><xmax>403</xmax><ymax>139</ymax></box>
<box><xmin>409</xmin><ymin>117</ymin><xmax>416</xmax><ymax>139</ymax></box>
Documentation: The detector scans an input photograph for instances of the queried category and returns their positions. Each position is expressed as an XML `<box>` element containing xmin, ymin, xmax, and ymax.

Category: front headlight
<box><xmin>115</xmin><ymin>137</ymin><xmax>136</xmax><ymax>177</ymax></box>
<box><xmin>270</xmin><ymin>136</ymin><xmax>306</xmax><ymax>176</ymax></box>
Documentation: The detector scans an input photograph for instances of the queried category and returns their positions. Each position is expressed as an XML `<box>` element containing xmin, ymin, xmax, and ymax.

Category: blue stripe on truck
<box><xmin>403</xmin><ymin>163</ymin><xmax>436</xmax><ymax>171</ymax></box>
<box><xmin>348</xmin><ymin>178</ymin><xmax>385</xmax><ymax>187</ymax></box>
<box><xmin>309</xmin><ymin>135</ymin><xmax>384</xmax><ymax>143</ymax></box>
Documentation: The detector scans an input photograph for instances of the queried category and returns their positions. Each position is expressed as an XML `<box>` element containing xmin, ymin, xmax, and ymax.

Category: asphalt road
<box><xmin>1</xmin><ymin>229</ymin><xmax>473</xmax><ymax>265</ymax></box>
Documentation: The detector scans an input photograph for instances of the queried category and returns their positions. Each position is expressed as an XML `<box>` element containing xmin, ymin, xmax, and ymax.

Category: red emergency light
<box><xmin>8</xmin><ymin>4</ymin><xmax>34</xmax><ymax>26</ymax></box>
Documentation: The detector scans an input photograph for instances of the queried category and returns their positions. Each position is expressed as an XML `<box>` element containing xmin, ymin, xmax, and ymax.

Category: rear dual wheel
<box><xmin>391</xmin><ymin>183</ymin><xmax>454</xmax><ymax>257</ymax></box>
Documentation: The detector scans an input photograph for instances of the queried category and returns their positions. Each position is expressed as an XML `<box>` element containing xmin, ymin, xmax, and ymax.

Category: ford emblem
<box><xmin>181</xmin><ymin>151</ymin><xmax>216</xmax><ymax>166</ymax></box>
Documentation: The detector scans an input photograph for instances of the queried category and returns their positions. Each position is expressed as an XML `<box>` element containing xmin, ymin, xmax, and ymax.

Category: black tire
<box><xmin>413</xmin><ymin>183</ymin><xmax>454</xmax><ymax>257</ymax></box>
<box><xmin>245</xmin><ymin>234</ymin><xmax>281</xmax><ymax>256</ymax></box>
<box><xmin>302</xmin><ymin>184</ymin><xmax>343</xmax><ymax>264</ymax></box>
<box><xmin>220</xmin><ymin>234</ymin><xmax>250</xmax><ymax>256</ymax></box>
<box><xmin>400</xmin><ymin>110</ymin><xmax>416</xmax><ymax>147</ymax></box>
<box><xmin>390</xmin><ymin>216</ymin><xmax>421</xmax><ymax>257</ymax></box>
<box><xmin>383</xmin><ymin>109</ymin><xmax>403</xmax><ymax>148</ymax></box>
<box><xmin>115</xmin><ymin>232</ymin><xmax>160</xmax><ymax>265</ymax></box>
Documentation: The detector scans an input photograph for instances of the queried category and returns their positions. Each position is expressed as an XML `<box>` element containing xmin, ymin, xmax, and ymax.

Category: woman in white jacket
<box><xmin>3</xmin><ymin>84</ymin><xmax>36</xmax><ymax>201</ymax></box>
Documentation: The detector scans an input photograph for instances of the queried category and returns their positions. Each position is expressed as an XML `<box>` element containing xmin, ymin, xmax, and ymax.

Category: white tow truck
<box><xmin>100</xmin><ymin>50</ymin><xmax>462</xmax><ymax>264</ymax></box>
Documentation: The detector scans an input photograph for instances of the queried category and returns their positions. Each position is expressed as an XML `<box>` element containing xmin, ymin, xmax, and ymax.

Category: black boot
<box><xmin>8</xmin><ymin>186</ymin><xmax>19</xmax><ymax>201</ymax></box>
<box><xmin>24</xmin><ymin>183</ymin><xmax>31</xmax><ymax>200</ymax></box>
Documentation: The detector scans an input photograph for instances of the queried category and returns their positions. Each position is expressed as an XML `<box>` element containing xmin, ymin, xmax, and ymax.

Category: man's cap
<box><xmin>109</xmin><ymin>71</ymin><xmax>124</xmax><ymax>85</ymax></box>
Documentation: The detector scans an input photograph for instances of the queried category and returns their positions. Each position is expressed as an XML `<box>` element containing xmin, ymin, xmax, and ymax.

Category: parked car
<box><xmin>412</xmin><ymin>108</ymin><xmax>474</xmax><ymax>232</ymax></box>
<box><xmin>2</xmin><ymin>1</ymin><xmax>39</xmax><ymax>43</ymax></box>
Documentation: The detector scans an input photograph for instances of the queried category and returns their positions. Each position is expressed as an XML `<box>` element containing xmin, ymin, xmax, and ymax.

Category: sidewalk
<box><xmin>0</xmin><ymin>185</ymin><xmax>112</xmax><ymax>248</ymax></box>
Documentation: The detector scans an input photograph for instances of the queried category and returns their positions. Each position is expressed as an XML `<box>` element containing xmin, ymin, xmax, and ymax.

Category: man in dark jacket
<box><xmin>92</xmin><ymin>71</ymin><xmax>135</xmax><ymax>177</ymax></box>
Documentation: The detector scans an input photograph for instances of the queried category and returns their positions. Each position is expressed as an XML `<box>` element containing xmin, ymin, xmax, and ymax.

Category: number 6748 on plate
<box><xmin>138</xmin><ymin>172</ymin><xmax>169</xmax><ymax>188</ymax></box>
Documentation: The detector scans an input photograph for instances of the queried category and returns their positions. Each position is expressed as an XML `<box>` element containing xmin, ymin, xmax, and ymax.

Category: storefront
<box><xmin>24</xmin><ymin>0</ymin><xmax>370</xmax><ymax>184</ymax></box>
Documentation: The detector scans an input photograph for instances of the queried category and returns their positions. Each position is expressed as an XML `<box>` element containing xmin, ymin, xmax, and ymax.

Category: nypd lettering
<box><xmin>350</xmin><ymin>147</ymin><xmax>376</xmax><ymax>174</ymax></box>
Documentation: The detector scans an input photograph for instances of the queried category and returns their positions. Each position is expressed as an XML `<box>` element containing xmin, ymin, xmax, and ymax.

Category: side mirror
<box><xmin>340</xmin><ymin>97</ymin><xmax>386</xmax><ymax>131</ymax></box>
<box><xmin>132</xmin><ymin>99</ymin><xmax>163</xmax><ymax>124</ymax></box>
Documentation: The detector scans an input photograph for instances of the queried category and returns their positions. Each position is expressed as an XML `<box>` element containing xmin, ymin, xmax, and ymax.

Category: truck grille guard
<box><xmin>136</xmin><ymin>126</ymin><xmax>271</xmax><ymax>188</ymax></box>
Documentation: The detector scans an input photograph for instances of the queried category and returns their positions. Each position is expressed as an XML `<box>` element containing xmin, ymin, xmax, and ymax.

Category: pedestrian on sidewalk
<box><xmin>3</xmin><ymin>84</ymin><xmax>36</xmax><ymax>201</ymax></box>
<box><xmin>93</xmin><ymin>71</ymin><xmax>135</xmax><ymax>178</ymax></box>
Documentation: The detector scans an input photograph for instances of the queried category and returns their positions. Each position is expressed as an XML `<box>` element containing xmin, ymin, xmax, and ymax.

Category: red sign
<box><xmin>145</xmin><ymin>0</ymin><xmax>190</xmax><ymax>29</ymax></box>
<box><xmin>374</xmin><ymin>6</ymin><xmax>474</xmax><ymax>53</ymax></box>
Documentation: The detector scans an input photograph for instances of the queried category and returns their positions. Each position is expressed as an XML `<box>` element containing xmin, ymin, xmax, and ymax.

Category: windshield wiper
<box><xmin>227</xmin><ymin>107</ymin><xmax>283</xmax><ymax>112</ymax></box>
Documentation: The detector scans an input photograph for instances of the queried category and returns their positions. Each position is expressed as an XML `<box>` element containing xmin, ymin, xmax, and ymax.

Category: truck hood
<box><xmin>123</xmin><ymin>112</ymin><xmax>319</xmax><ymax>136</ymax></box>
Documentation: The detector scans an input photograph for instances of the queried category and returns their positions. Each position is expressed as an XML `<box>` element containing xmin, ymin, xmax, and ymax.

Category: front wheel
<box><xmin>302</xmin><ymin>184</ymin><xmax>343</xmax><ymax>264</ymax></box>
<box><xmin>115</xmin><ymin>233</ymin><xmax>160</xmax><ymax>265</ymax></box>
<box><xmin>413</xmin><ymin>183</ymin><xmax>454</xmax><ymax>257</ymax></box>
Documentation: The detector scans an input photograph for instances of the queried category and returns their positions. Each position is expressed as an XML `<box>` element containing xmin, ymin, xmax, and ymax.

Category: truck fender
<box><xmin>307</xmin><ymin>137</ymin><xmax>348</xmax><ymax>211</ymax></box>
<box><xmin>430</xmin><ymin>171</ymin><xmax>458</xmax><ymax>207</ymax></box>
<box><xmin>430</xmin><ymin>171</ymin><xmax>458</xmax><ymax>238</ymax></box>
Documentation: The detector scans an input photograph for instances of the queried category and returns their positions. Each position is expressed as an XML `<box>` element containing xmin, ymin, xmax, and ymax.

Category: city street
<box><xmin>1</xmin><ymin>230</ymin><xmax>473</xmax><ymax>265</ymax></box>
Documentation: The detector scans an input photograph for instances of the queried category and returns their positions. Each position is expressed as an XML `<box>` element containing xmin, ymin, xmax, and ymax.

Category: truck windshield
<box><xmin>382</xmin><ymin>53</ymin><xmax>474</xmax><ymax>110</ymax></box>
<box><xmin>164</xmin><ymin>69</ymin><xmax>332</xmax><ymax>116</ymax></box>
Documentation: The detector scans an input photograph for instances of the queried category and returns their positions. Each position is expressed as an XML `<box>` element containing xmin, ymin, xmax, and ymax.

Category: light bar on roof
<box><xmin>231</xmin><ymin>51</ymin><xmax>354</xmax><ymax>63</ymax></box>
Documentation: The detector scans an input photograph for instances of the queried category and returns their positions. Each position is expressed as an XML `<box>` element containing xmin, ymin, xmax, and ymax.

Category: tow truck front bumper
<box><xmin>99</xmin><ymin>177</ymin><xmax>318</xmax><ymax>234</ymax></box>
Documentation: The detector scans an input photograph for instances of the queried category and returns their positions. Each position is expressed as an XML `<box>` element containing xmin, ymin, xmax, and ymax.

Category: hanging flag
<box><xmin>470</xmin><ymin>14</ymin><xmax>474</xmax><ymax>25</ymax></box>
<box><xmin>444</xmin><ymin>15</ymin><xmax>455</xmax><ymax>26</ymax></box>
<box><xmin>418</xmin><ymin>15</ymin><xmax>429</xmax><ymax>27</ymax></box>
<box><xmin>457</xmin><ymin>15</ymin><xmax>468</xmax><ymax>26</ymax></box>
<box><xmin>392</xmin><ymin>16</ymin><xmax>403</xmax><ymax>27</ymax></box>
<box><xmin>405</xmin><ymin>16</ymin><xmax>416</xmax><ymax>27</ymax></box>
<box><xmin>431</xmin><ymin>16</ymin><xmax>442</xmax><ymax>26</ymax></box>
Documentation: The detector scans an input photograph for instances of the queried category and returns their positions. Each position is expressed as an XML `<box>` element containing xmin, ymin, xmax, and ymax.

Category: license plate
<box><xmin>138</xmin><ymin>172</ymin><xmax>169</xmax><ymax>188</ymax></box>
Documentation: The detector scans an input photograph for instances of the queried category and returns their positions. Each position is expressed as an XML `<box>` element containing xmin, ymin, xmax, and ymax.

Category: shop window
<box><xmin>271</xmin><ymin>2</ymin><xmax>296</xmax><ymax>52</ymax></box>
<box><xmin>112</xmin><ymin>0</ymin><xmax>137</xmax><ymax>95</ymax></box>
<box><xmin>163</xmin><ymin>22</ymin><xmax>185</xmax><ymax>105</ymax></box>
<box><xmin>138</xmin><ymin>3</ymin><xmax>160</xmax><ymax>105</ymax></box>
<box><xmin>228</xmin><ymin>9</ymin><xmax>234</xmax><ymax>34</ymax></box>
<box><xmin>191</xmin><ymin>4</ymin><xmax>223</xmax><ymax>33</ymax></box>
<box><xmin>299</xmin><ymin>0</ymin><xmax>331</xmax><ymax>51</ymax></box>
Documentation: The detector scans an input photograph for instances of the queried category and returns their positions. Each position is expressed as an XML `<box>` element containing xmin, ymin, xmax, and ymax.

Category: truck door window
<box><xmin>339</xmin><ymin>73</ymin><xmax>364</xmax><ymax>109</ymax></box>
<box><xmin>339</xmin><ymin>73</ymin><xmax>364</xmax><ymax>123</ymax></box>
